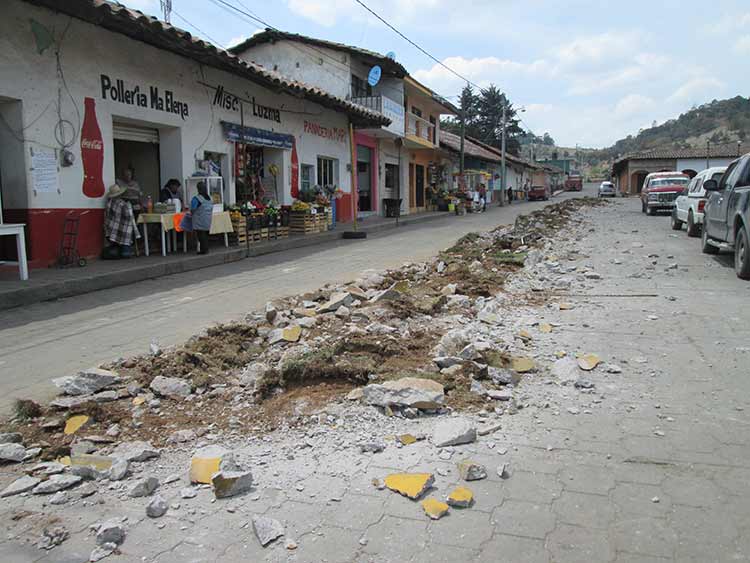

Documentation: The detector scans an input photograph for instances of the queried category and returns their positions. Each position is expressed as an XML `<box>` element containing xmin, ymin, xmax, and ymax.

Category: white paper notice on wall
<box><xmin>31</xmin><ymin>148</ymin><xmax>59</xmax><ymax>194</ymax></box>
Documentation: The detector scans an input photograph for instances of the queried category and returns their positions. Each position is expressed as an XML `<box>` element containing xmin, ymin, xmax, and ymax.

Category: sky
<box><xmin>122</xmin><ymin>0</ymin><xmax>750</xmax><ymax>148</ymax></box>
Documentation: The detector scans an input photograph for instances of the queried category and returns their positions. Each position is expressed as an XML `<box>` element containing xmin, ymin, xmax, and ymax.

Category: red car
<box><xmin>528</xmin><ymin>185</ymin><xmax>550</xmax><ymax>201</ymax></box>
<box><xmin>565</xmin><ymin>174</ymin><xmax>583</xmax><ymax>191</ymax></box>
<box><xmin>640</xmin><ymin>171</ymin><xmax>690</xmax><ymax>216</ymax></box>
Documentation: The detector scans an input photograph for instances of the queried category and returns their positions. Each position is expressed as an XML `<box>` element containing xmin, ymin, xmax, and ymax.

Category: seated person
<box><xmin>103</xmin><ymin>184</ymin><xmax>140</xmax><ymax>258</ymax></box>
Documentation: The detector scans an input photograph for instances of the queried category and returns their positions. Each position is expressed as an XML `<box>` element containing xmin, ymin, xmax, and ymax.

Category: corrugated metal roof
<box><xmin>229</xmin><ymin>28</ymin><xmax>408</xmax><ymax>78</ymax></box>
<box><xmin>23</xmin><ymin>0</ymin><xmax>389</xmax><ymax>127</ymax></box>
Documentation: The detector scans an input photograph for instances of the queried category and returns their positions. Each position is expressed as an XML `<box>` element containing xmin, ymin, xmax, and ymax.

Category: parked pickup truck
<box><xmin>640</xmin><ymin>171</ymin><xmax>690</xmax><ymax>215</ymax></box>
<box><xmin>564</xmin><ymin>173</ymin><xmax>583</xmax><ymax>191</ymax></box>
<box><xmin>701</xmin><ymin>153</ymin><xmax>750</xmax><ymax>279</ymax></box>
<box><xmin>671</xmin><ymin>166</ymin><xmax>727</xmax><ymax>237</ymax></box>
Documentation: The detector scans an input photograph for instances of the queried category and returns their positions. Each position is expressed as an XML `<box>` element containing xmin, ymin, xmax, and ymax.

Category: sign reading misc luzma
<box><xmin>100</xmin><ymin>74</ymin><xmax>189</xmax><ymax>119</ymax></box>
<box><xmin>210</xmin><ymin>84</ymin><xmax>281</xmax><ymax>124</ymax></box>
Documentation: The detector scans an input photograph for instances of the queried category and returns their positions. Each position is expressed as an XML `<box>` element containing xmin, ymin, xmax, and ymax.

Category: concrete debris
<box><xmin>432</xmin><ymin>417</ymin><xmax>477</xmax><ymax>447</ymax></box>
<box><xmin>108</xmin><ymin>458</ymin><xmax>129</xmax><ymax>481</ymax></box>
<box><xmin>212</xmin><ymin>470</ymin><xmax>254</xmax><ymax>499</ymax></box>
<box><xmin>240</xmin><ymin>362</ymin><xmax>268</xmax><ymax>388</ymax></box>
<box><xmin>32</xmin><ymin>474</ymin><xmax>82</xmax><ymax>494</ymax></box>
<box><xmin>604</xmin><ymin>363</ymin><xmax>623</xmax><ymax>374</ymax></box>
<box><xmin>497</xmin><ymin>463</ymin><xmax>509</xmax><ymax>479</ymax></box>
<box><xmin>577</xmin><ymin>353</ymin><xmax>601</xmax><ymax>371</ymax></box>
<box><xmin>37</xmin><ymin>526</ymin><xmax>69</xmax><ymax>550</ymax></box>
<box><xmin>317</xmin><ymin>292</ymin><xmax>353</xmax><ymax>313</ymax></box>
<box><xmin>551</xmin><ymin>357</ymin><xmax>580</xmax><ymax>382</ymax></box>
<box><xmin>362</xmin><ymin>377</ymin><xmax>444</xmax><ymax>409</ymax></box>
<box><xmin>149</xmin><ymin>376</ymin><xmax>192</xmax><ymax>399</ymax></box>
<box><xmin>470</xmin><ymin>379</ymin><xmax>487</xmax><ymax>397</ymax></box>
<box><xmin>574</xmin><ymin>378</ymin><xmax>595</xmax><ymax>389</ymax></box>
<box><xmin>433</xmin><ymin>356</ymin><xmax>463</xmax><ymax>369</ymax></box>
<box><xmin>478</xmin><ymin>422</ymin><xmax>502</xmax><ymax>436</ymax></box>
<box><xmin>488</xmin><ymin>367</ymin><xmax>514</xmax><ymax>385</ymax></box>
<box><xmin>70</xmin><ymin>465</ymin><xmax>106</xmax><ymax>481</ymax></box>
<box><xmin>252</xmin><ymin>515</ymin><xmax>285</xmax><ymax>547</ymax></box>
<box><xmin>265</xmin><ymin>302</ymin><xmax>277</xmax><ymax>323</ymax></box>
<box><xmin>95</xmin><ymin>520</ymin><xmax>126</xmax><ymax>546</ymax></box>
<box><xmin>64</xmin><ymin>415</ymin><xmax>90</xmax><ymax>435</ymax></box>
<box><xmin>32</xmin><ymin>461</ymin><xmax>67</xmax><ymax>475</ymax></box>
<box><xmin>335</xmin><ymin>305</ymin><xmax>351</xmax><ymax>319</ymax></box>
<box><xmin>487</xmin><ymin>389</ymin><xmax>513</xmax><ymax>401</ymax></box>
<box><xmin>190</xmin><ymin>445</ymin><xmax>239</xmax><ymax>484</ymax></box>
<box><xmin>49</xmin><ymin>491</ymin><xmax>68</xmax><ymax>505</ymax></box>
<box><xmin>167</xmin><ymin>429</ymin><xmax>197</xmax><ymax>444</ymax></box>
<box><xmin>128</xmin><ymin>476</ymin><xmax>159</xmax><ymax>497</ymax></box>
<box><xmin>0</xmin><ymin>442</ymin><xmax>26</xmax><ymax>462</ymax></box>
<box><xmin>90</xmin><ymin>543</ymin><xmax>117</xmax><ymax>562</ymax></box>
<box><xmin>369</xmin><ymin>285</ymin><xmax>401</xmax><ymax>303</ymax></box>
<box><xmin>446</xmin><ymin>486</ymin><xmax>474</xmax><ymax>508</ymax></box>
<box><xmin>180</xmin><ymin>487</ymin><xmax>198</xmax><ymax>499</ymax></box>
<box><xmin>110</xmin><ymin>441</ymin><xmax>160</xmax><ymax>462</ymax></box>
<box><xmin>1</xmin><ymin>475</ymin><xmax>41</xmax><ymax>497</ymax></box>
<box><xmin>52</xmin><ymin>368</ymin><xmax>120</xmax><ymax>396</ymax></box>
<box><xmin>421</xmin><ymin>498</ymin><xmax>450</xmax><ymax>520</ymax></box>
<box><xmin>146</xmin><ymin>495</ymin><xmax>168</xmax><ymax>518</ymax></box>
<box><xmin>384</xmin><ymin>473</ymin><xmax>434</xmax><ymax>500</ymax></box>
<box><xmin>457</xmin><ymin>459</ymin><xmax>487</xmax><ymax>481</ymax></box>
<box><xmin>359</xmin><ymin>441</ymin><xmax>386</xmax><ymax>453</ymax></box>
<box><xmin>78</xmin><ymin>483</ymin><xmax>98</xmax><ymax>498</ymax></box>
<box><xmin>511</xmin><ymin>356</ymin><xmax>536</xmax><ymax>373</ymax></box>
<box><xmin>0</xmin><ymin>432</ymin><xmax>22</xmax><ymax>443</ymax></box>
<box><xmin>149</xmin><ymin>338</ymin><xmax>162</xmax><ymax>356</ymax></box>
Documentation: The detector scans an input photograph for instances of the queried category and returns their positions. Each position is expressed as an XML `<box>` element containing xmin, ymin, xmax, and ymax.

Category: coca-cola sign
<box><xmin>81</xmin><ymin>97</ymin><xmax>105</xmax><ymax>198</ymax></box>
<box><xmin>81</xmin><ymin>138</ymin><xmax>103</xmax><ymax>150</ymax></box>
<box><xmin>100</xmin><ymin>74</ymin><xmax>189</xmax><ymax>120</ymax></box>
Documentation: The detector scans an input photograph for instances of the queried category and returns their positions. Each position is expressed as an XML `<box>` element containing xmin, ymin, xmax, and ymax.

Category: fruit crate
<box><xmin>289</xmin><ymin>212</ymin><xmax>318</xmax><ymax>234</ymax></box>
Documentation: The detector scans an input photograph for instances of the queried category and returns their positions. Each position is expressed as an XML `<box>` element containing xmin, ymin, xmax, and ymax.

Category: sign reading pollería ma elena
<box><xmin>100</xmin><ymin>74</ymin><xmax>189</xmax><ymax>119</ymax></box>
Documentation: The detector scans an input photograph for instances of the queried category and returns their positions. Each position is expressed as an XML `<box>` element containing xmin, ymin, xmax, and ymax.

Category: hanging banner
<box><xmin>221</xmin><ymin>121</ymin><xmax>293</xmax><ymax>149</ymax></box>
<box><xmin>291</xmin><ymin>138</ymin><xmax>299</xmax><ymax>198</ymax></box>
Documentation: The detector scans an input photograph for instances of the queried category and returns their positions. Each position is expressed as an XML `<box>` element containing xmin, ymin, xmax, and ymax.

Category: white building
<box><xmin>0</xmin><ymin>0</ymin><xmax>386</xmax><ymax>267</ymax></box>
<box><xmin>231</xmin><ymin>29</ymin><xmax>458</xmax><ymax>217</ymax></box>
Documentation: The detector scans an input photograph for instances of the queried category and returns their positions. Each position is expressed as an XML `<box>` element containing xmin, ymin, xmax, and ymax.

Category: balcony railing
<box><xmin>350</xmin><ymin>95</ymin><xmax>383</xmax><ymax>113</ymax></box>
<box><xmin>406</xmin><ymin>112</ymin><xmax>435</xmax><ymax>144</ymax></box>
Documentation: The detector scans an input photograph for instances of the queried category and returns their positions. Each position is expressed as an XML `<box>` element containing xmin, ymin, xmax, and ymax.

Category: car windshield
<box><xmin>650</xmin><ymin>178</ymin><xmax>688</xmax><ymax>187</ymax></box>
<box><xmin>711</xmin><ymin>172</ymin><xmax>724</xmax><ymax>182</ymax></box>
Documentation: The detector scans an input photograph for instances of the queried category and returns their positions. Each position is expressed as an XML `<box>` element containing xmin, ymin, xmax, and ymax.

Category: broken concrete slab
<box><xmin>32</xmin><ymin>474</ymin><xmax>82</xmax><ymax>494</ymax></box>
<box><xmin>53</xmin><ymin>368</ymin><xmax>120</xmax><ymax>396</ymax></box>
<box><xmin>108</xmin><ymin>458</ymin><xmax>129</xmax><ymax>481</ymax></box>
<box><xmin>447</xmin><ymin>486</ymin><xmax>474</xmax><ymax>508</ymax></box>
<box><xmin>90</xmin><ymin>543</ymin><xmax>117</xmax><ymax>562</ymax></box>
<box><xmin>577</xmin><ymin>353</ymin><xmax>601</xmax><ymax>371</ymax></box>
<box><xmin>487</xmin><ymin>389</ymin><xmax>513</xmax><ymax>401</ymax></box>
<box><xmin>0</xmin><ymin>442</ymin><xmax>26</xmax><ymax>462</ymax></box>
<box><xmin>95</xmin><ymin>520</ymin><xmax>126</xmax><ymax>546</ymax></box>
<box><xmin>252</xmin><ymin>515</ymin><xmax>284</xmax><ymax>547</ymax></box>
<box><xmin>316</xmin><ymin>292</ymin><xmax>353</xmax><ymax>314</ymax></box>
<box><xmin>551</xmin><ymin>357</ymin><xmax>580</xmax><ymax>382</ymax></box>
<box><xmin>0</xmin><ymin>475</ymin><xmax>41</xmax><ymax>497</ymax></box>
<box><xmin>70</xmin><ymin>454</ymin><xmax>114</xmax><ymax>472</ymax></box>
<box><xmin>362</xmin><ymin>377</ymin><xmax>444</xmax><ymax>409</ymax></box>
<box><xmin>146</xmin><ymin>495</ymin><xmax>168</xmax><ymax>518</ymax></box>
<box><xmin>432</xmin><ymin>417</ymin><xmax>477</xmax><ymax>447</ymax></box>
<box><xmin>110</xmin><ymin>441</ymin><xmax>160</xmax><ymax>462</ymax></box>
<box><xmin>189</xmin><ymin>445</ymin><xmax>239</xmax><ymax>484</ymax></box>
<box><xmin>384</xmin><ymin>473</ymin><xmax>434</xmax><ymax>500</ymax></box>
<box><xmin>0</xmin><ymin>432</ymin><xmax>23</xmax><ymax>443</ymax></box>
<box><xmin>457</xmin><ymin>460</ymin><xmax>487</xmax><ymax>481</ymax></box>
<box><xmin>212</xmin><ymin>470</ymin><xmax>254</xmax><ymax>499</ymax></box>
<box><xmin>510</xmin><ymin>356</ymin><xmax>536</xmax><ymax>373</ymax></box>
<box><xmin>128</xmin><ymin>476</ymin><xmax>159</xmax><ymax>498</ymax></box>
<box><xmin>421</xmin><ymin>498</ymin><xmax>449</xmax><ymax>520</ymax></box>
<box><xmin>149</xmin><ymin>376</ymin><xmax>191</xmax><ymax>399</ymax></box>
<box><xmin>63</xmin><ymin>414</ymin><xmax>90</xmax><ymax>435</ymax></box>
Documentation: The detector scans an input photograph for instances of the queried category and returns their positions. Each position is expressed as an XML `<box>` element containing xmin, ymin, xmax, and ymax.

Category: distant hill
<box><xmin>563</xmin><ymin>96</ymin><xmax>750</xmax><ymax>179</ymax></box>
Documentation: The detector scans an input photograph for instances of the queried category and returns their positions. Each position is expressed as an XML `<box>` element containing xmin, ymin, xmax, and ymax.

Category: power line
<box><xmin>171</xmin><ymin>10</ymin><xmax>225</xmax><ymax>47</ymax></box>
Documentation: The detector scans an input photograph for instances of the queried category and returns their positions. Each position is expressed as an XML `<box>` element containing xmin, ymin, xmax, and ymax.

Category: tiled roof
<box><xmin>615</xmin><ymin>143</ymin><xmax>750</xmax><ymax>165</ymax></box>
<box><xmin>440</xmin><ymin>130</ymin><xmax>501</xmax><ymax>163</ymax></box>
<box><xmin>24</xmin><ymin>0</ymin><xmax>389</xmax><ymax>127</ymax></box>
<box><xmin>229</xmin><ymin>28</ymin><xmax>408</xmax><ymax>78</ymax></box>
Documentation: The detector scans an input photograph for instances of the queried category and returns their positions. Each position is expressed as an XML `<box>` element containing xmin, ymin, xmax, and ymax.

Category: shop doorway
<box><xmin>0</xmin><ymin>98</ymin><xmax>27</xmax><ymax>260</ymax></box>
<box><xmin>113</xmin><ymin>122</ymin><xmax>160</xmax><ymax>202</ymax></box>
<box><xmin>415</xmin><ymin>164</ymin><xmax>425</xmax><ymax>208</ymax></box>
<box><xmin>357</xmin><ymin>145</ymin><xmax>373</xmax><ymax>212</ymax></box>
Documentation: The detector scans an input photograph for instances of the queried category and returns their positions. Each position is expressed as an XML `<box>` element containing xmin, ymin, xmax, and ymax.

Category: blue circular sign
<box><xmin>367</xmin><ymin>65</ymin><xmax>382</xmax><ymax>87</ymax></box>
<box><xmin>385</xmin><ymin>51</ymin><xmax>396</xmax><ymax>60</ymax></box>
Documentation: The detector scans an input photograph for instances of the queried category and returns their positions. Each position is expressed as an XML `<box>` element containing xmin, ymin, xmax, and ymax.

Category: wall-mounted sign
<box><xmin>81</xmin><ymin>97</ymin><xmax>105</xmax><ymax>198</ymax></box>
<box><xmin>386</xmin><ymin>51</ymin><xmax>396</xmax><ymax>60</ymax></box>
<box><xmin>100</xmin><ymin>75</ymin><xmax>189</xmax><ymax>120</ymax></box>
<box><xmin>303</xmin><ymin>121</ymin><xmax>346</xmax><ymax>143</ymax></box>
<box><xmin>368</xmin><ymin>65</ymin><xmax>382</xmax><ymax>87</ymax></box>
<box><xmin>211</xmin><ymin>84</ymin><xmax>281</xmax><ymax>123</ymax></box>
<box><xmin>222</xmin><ymin>121</ymin><xmax>293</xmax><ymax>150</ymax></box>
<box><xmin>381</xmin><ymin>95</ymin><xmax>405</xmax><ymax>137</ymax></box>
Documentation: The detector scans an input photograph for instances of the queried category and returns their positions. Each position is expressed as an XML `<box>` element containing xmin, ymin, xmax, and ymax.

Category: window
<box><xmin>351</xmin><ymin>75</ymin><xmax>372</xmax><ymax>98</ymax></box>
<box><xmin>385</xmin><ymin>164</ymin><xmax>399</xmax><ymax>191</ymax></box>
<box><xmin>317</xmin><ymin>156</ymin><xmax>338</xmax><ymax>187</ymax></box>
<box><xmin>301</xmin><ymin>164</ymin><xmax>313</xmax><ymax>192</ymax></box>
<box><xmin>411</xmin><ymin>106</ymin><xmax>422</xmax><ymax>117</ymax></box>
<box><xmin>721</xmin><ymin>161</ymin><xmax>743</xmax><ymax>191</ymax></box>
<box><xmin>429</xmin><ymin>115</ymin><xmax>436</xmax><ymax>143</ymax></box>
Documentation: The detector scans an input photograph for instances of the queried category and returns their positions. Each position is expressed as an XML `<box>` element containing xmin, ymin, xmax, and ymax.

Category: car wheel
<box><xmin>701</xmin><ymin>224</ymin><xmax>719</xmax><ymax>254</ymax></box>
<box><xmin>646</xmin><ymin>206</ymin><xmax>654</xmax><ymax>216</ymax></box>
<box><xmin>735</xmin><ymin>227</ymin><xmax>750</xmax><ymax>279</ymax></box>
<box><xmin>641</xmin><ymin>200</ymin><xmax>646</xmax><ymax>213</ymax></box>
<box><xmin>686</xmin><ymin>211</ymin><xmax>700</xmax><ymax>237</ymax></box>
<box><xmin>671</xmin><ymin>210</ymin><xmax>683</xmax><ymax>230</ymax></box>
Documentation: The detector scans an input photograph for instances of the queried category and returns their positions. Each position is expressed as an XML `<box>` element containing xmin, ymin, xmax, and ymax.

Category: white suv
<box><xmin>671</xmin><ymin>166</ymin><xmax>727</xmax><ymax>236</ymax></box>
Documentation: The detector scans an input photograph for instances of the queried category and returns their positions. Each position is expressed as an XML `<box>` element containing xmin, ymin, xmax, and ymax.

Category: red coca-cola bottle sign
<box><xmin>81</xmin><ymin>97</ymin><xmax>105</xmax><ymax>198</ymax></box>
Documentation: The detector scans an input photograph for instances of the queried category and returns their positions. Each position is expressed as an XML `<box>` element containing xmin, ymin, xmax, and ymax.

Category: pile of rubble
<box><xmin>0</xmin><ymin>197</ymin><xmax>620</xmax><ymax>558</ymax></box>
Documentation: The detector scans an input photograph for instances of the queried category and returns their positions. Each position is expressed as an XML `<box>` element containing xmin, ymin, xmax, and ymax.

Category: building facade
<box><xmin>0</xmin><ymin>0</ymin><xmax>385</xmax><ymax>267</ymax></box>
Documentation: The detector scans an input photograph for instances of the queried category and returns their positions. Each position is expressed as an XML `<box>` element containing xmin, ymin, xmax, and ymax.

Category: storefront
<box><xmin>0</xmin><ymin>0</ymin><xmax>386</xmax><ymax>267</ymax></box>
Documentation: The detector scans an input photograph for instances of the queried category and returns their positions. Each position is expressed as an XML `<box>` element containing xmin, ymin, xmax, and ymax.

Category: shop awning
<box><xmin>221</xmin><ymin>121</ymin><xmax>293</xmax><ymax>150</ymax></box>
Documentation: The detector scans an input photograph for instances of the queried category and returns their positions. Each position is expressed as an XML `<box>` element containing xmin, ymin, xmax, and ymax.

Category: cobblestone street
<box><xmin>2</xmin><ymin>197</ymin><xmax>750</xmax><ymax>563</ymax></box>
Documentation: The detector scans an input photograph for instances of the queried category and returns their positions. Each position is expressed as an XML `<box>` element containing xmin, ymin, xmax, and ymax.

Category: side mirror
<box><xmin>703</xmin><ymin>179</ymin><xmax>719</xmax><ymax>191</ymax></box>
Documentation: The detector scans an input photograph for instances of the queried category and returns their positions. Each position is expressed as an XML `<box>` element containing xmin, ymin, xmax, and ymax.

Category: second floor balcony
<box><xmin>349</xmin><ymin>94</ymin><xmax>405</xmax><ymax>138</ymax></box>
<box><xmin>405</xmin><ymin>112</ymin><xmax>436</xmax><ymax>148</ymax></box>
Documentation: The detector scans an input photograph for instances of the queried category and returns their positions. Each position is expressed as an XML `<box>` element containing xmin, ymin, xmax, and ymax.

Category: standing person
<box><xmin>190</xmin><ymin>181</ymin><xmax>213</xmax><ymax>255</ymax></box>
<box><xmin>117</xmin><ymin>166</ymin><xmax>143</xmax><ymax>215</ymax></box>
<box><xmin>478</xmin><ymin>183</ymin><xmax>487</xmax><ymax>211</ymax></box>
<box><xmin>103</xmin><ymin>184</ymin><xmax>139</xmax><ymax>259</ymax></box>
<box><xmin>507</xmin><ymin>184</ymin><xmax>513</xmax><ymax>204</ymax></box>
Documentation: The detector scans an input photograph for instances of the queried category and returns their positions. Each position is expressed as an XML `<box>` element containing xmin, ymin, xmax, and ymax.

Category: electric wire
<box><xmin>171</xmin><ymin>9</ymin><xmax>225</xmax><ymax>47</ymax></box>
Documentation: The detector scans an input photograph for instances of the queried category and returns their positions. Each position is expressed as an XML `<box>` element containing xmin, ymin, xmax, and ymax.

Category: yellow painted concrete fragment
<box><xmin>64</xmin><ymin>415</ymin><xmax>89</xmax><ymax>435</ymax></box>
<box><xmin>511</xmin><ymin>357</ymin><xmax>536</xmax><ymax>373</ymax></box>
<box><xmin>282</xmin><ymin>325</ymin><xmax>302</xmax><ymax>342</ymax></box>
<box><xmin>539</xmin><ymin>323</ymin><xmax>553</xmax><ymax>333</ymax></box>
<box><xmin>57</xmin><ymin>456</ymin><xmax>71</xmax><ymax>466</ymax></box>
<box><xmin>393</xmin><ymin>280</ymin><xmax>409</xmax><ymax>293</ymax></box>
<box><xmin>190</xmin><ymin>457</ymin><xmax>222</xmax><ymax>484</ymax></box>
<box><xmin>398</xmin><ymin>434</ymin><xmax>417</xmax><ymax>446</ymax></box>
<box><xmin>577</xmin><ymin>353</ymin><xmax>601</xmax><ymax>371</ymax></box>
<box><xmin>132</xmin><ymin>396</ymin><xmax>146</xmax><ymax>406</ymax></box>
<box><xmin>447</xmin><ymin>486</ymin><xmax>474</xmax><ymax>508</ymax></box>
<box><xmin>384</xmin><ymin>473</ymin><xmax>434</xmax><ymax>500</ymax></box>
<box><xmin>294</xmin><ymin>308</ymin><xmax>316</xmax><ymax>318</ymax></box>
<box><xmin>71</xmin><ymin>454</ymin><xmax>113</xmax><ymax>471</ymax></box>
<box><xmin>559</xmin><ymin>303</ymin><xmax>573</xmax><ymax>310</ymax></box>
<box><xmin>421</xmin><ymin>498</ymin><xmax>449</xmax><ymax>520</ymax></box>
<box><xmin>555</xmin><ymin>350</ymin><xmax>567</xmax><ymax>358</ymax></box>
<box><xmin>519</xmin><ymin>330</ymin><xmax>532</xmax><ymax>340</ymax></box>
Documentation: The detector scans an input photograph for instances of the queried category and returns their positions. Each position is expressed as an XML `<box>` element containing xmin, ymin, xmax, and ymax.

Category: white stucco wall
<box><xmin>0</xmin><ymin>1</ymin><xmax>355</xmax><ymax>213</ymax></box>
<box><xmin>676</xmin><ymin>157</ymin><xmax>736</xmax><ymax>174</ymax></box>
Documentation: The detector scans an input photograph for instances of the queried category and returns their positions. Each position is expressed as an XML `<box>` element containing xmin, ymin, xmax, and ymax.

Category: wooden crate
<box><xmin>289</xmin><ymin>213</ymin><xmax>318</xmax><ymax>234</ymax></box>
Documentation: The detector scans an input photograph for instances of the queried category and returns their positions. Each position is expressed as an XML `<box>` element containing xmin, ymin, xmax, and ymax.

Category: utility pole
<box><xmin>706</xmin><ymin>140</ymin><xmax>710</xmax><ymax>169</ymax></box>
<box><xmin>459</xmin><ymin>107</ymin><xmax>465</xmax><ymax>177</ymax></box>
<box><xmin>500</xmin><ymin>102</ymin><xmax>507</xmax><ymax>206</ymax></box>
